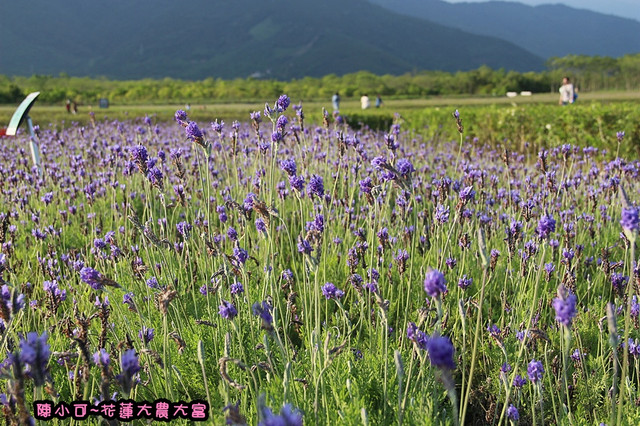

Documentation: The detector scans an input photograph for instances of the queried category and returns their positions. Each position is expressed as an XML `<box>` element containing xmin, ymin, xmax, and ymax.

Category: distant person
<box><xmin>332</xmin><ymin>92</ymin><xmax>340</xmax><ymax>111</ymax></box>
<box><xmin>360</xmin><ymin>94</ymin><xmax>370</xmax><ymax>110</ymax></box>
<box><xmin>375</xmin><ymin>95</ymin><xmax>383</xmax><ymax>108</ymax></box>
<box><xmin>66</xmin><ymin>99</ymin><xmax>71</xmax><ymax>113</ymax></box>
<box><xmin>558</xmin><ymin>77</ymin><xmax>575</xmax><ymax>106</ymax></box>
<box><xmin>185</xmin><ymin>103</ymin><xmax>191</xmax><ymax>111</ymax></box>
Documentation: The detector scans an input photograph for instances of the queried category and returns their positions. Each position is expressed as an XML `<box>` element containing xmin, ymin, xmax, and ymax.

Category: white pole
<box><xmin>26</xmin><ymin>116</ymin><xmax>42</xmax><ymax>176</ymax></box>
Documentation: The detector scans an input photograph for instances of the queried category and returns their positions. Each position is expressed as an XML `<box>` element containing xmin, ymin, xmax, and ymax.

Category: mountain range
<box><xmin>0</xmin><ymin>0</ymin><xmax>638</xmax><ymax>80</ymax></box>
<box><xmin>369</xmin><ymin>0</ymin><xmax>640</xmax><ymax>59</ymax></box>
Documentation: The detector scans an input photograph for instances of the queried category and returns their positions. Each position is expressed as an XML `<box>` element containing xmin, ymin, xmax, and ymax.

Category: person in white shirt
<box><xmin>360</xmin><ymin>94</ymin><xmax>370</xmax><ymax>110</ymax></box>
<box><xmin>558</xmin><ymin>77</ymin><xmax>575</xmax><ymax>106</ymax></box>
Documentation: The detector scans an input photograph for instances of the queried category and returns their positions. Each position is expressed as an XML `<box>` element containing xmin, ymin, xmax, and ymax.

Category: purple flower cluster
<box><xmin>426</xmin><ymin>335</ymin><xmax>456</xmax><ymax>370</ymax></box>
<box><xmin>536</xmin><ymin>213</ymin><xmax>556</xmax><ymax>239</ymax></box>
<box><xmin>620</xmin><ymin>207</ymin><xmax>639</xmax><ymax>233</ymax></box>
<box><xmin>19</xmin><ymin>331</ymin><xmax>51</xmax><ymax>386</ymax></box>
<box><xmin>552</xmin><ymin>285</ymin><xmax>577</xmax><ymax>327</ymax></box>
<box><xmin>527</xmin><ymin>359</ymin><xmax>544</xmax><ymax>383</ymax></box>
<box><xmin>407</xmin><ymin>323</ymin><xmax>456</xmax><ymax>370</ymax></box>
<box><xmin>252</xmin><ymin>301</ymin><xmax>273</xmax><ymax>329</ymax></box>
<box><xmin>259</xmin><ymin>403</ymin><xmax>302</xmax><ymax>426</ymax></box>
<box><xmin>307</xmin><ymin>174</ymin><xmax>324</xmax><ymax>198</ymax></box>
<box><xmin>321</xmin><ymin>282</ymin><xmax>345</xmax><ymax>300</ymax></box>
<box><xmin>80</xmin><ymin>267</ymin><xmax>104</xmax><ymax>290</ymax></box>
<box><xmin>117</xmin><ymin>349</ymin><xmax>141</xmax><ymax>396</ymax></box>
<box><xmin>219</xmin><ymin>300</ymin><xmax>238</xmax><ymax>320</ymax></box>
<box><xmin>424</xmin><ymin>269</ymin><xmax>447</xmax><ymax>298</ymax></box>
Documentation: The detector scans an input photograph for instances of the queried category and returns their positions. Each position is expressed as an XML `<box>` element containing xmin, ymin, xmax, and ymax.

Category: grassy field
<box><xmin>1</xmin><ymin>90</ymin><xmax>639</xmax><ymax>128</ymax></box>
<box><xmin>1</xmin><ymin>93</ymin><xmax>640</xmax><ymax>425</ymax></box>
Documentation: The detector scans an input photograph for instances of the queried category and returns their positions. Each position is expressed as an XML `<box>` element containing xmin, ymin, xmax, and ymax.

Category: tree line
<box><xmin>1</xmin><ymin>54</ymin><xmax>638</xmax><ymax>105</ymax></box>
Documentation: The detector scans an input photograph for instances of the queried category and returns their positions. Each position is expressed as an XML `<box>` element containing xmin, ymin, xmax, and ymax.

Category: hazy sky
<box><xmin>444</xmin><ymin>0</ymin><xmax>640</xmax><ymax>22</ymax></box>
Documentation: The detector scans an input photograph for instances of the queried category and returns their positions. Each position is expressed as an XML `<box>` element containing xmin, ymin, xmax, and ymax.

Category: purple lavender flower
<box><xmin>80</xmin><ymin>267</ymin><xmax>104</xmax><ymax>290</ymax></box>
<box><xmin>395</xmin><ymin>249</ymin><xmax>410</xmax><ymax>272</ymax></box>
<box><xmin>227</xmin><ymin>227</ymin><xmax>238</xmax><ymax>241</ymax></box>
<box><xmin>130</xmin><ymin>145</ymin><xmax>148</xmax><ymax>173</ymax></box>
<box><xmin>459</xmin><ymin>186</ymin><xmax>476</xmax><ymax>202</ymax></box>
<box><xmin>435</xmin><ymin>205</ymin><xmax>450</xmax><ymax>224</ymax></box>
<box><xmin>359</xmin><ymin>177</ymin><xmax>373</xmax><ymax>194</ymax></box>
<box><xmin>321</xmin><ymin>282</ymin><xmax>345</xmax><ymax>300</ymax></box>
<box><xmin>562</xmin><ymin>248</ymin><xmax>575</xmax><ymax>262</ymax></box>
<box><xmin>396</xmin><ymin>158</ymin><xmax>415</xmax><ymax>178</ymax></box>
<box><xmin>43</xmin><ymin>280</ymin><xmax>66</xmax><ymax>302</ymax></box>
<box><xmin>307</xmin><ymin>174</ymin><xmax>324</xmax><ymax>198</ymax></box>
<box><xmin>215</xmin><ymin>205</ymin><xmax>227</xmax><ymax>223</ymax></box>
<box><xmin>571</xmin><ymin>349</ymin><xmax>582</xmax><ymax>362</ymax></box>
<box><xmin>93</xmin><ymin>348</ymin><xmax>111</xmax><ymax>366</ymax></box>
<box><xmin>487</xmin><ymin>324</ymin><xmax>501</xmax><ymax>337</ymax></box>
<box><xmin>629</xmin><ymin>338</ymin><xmax>640</xmax><ymax>357</ymax></box>
<box><xmin>255</xmin><ymin>218</ymin><xmax>267</xmax><ymax>234</ymax></box>
<box><xmin>620</xmin><ymin>207</ymin><xmax>639</xmax><ymax>233</ymax></box>
<box><xmin>176</xmin><ymin>221</ymin><xmax>192</xmax><ymax>238</ymax></box>
<box><xmin>507</xmin><ymin>405</ymin><xmax>519</xmax><ymax>421</ymax></box>
<box><xmin>384</xmin><ymin>133</ymin><xmax>399</xmax><ymax>151</ymax></box>
<box><xmin>458</xmin><ymin>275</ymin><xmax>472</xmax><ymax>290</ymax></box>
<box><xmin>233</xmin><ymin>247</ymin><xmax>249</xmax><ymax>265</ymax></box>
<box><xmin>123</xmin><ymin>292</ymin><xmax>135</xmax><ymax>310</ymax></box>
<box><xmin>537</xmin><ymin>214</ymin><xmax>556</xmax><ymax>239</ymax></box>
<box><xmin>271</xmin><ymin>131</ymin><xmax>284</xmax><ymax>143</ymax></box>
<box><xmin>243</xmin><ymin>193</ymin><xmax>257</xmax><ymax>211</ymax></box>
<box><xmin>527</xmin><ymin>359</ymin><xmax>544</xmax><ymax>383</ymax></box>
<box><xmin>281</xmin><ymin>269</ymin><xmax>294</xmax><ymax>283</ymax></box>
<box><xmin>41</xmin><ymin>192</ymin><xmax>54</xmax><ymax>205</ymax></box>
<box><xmin>138</xmin><ymin>326</ymin><xmax>155</xmax><ymax>344</ymax></box>
<box><xmin>611</xmin><ymin>272</ymin><xmax>629</xmax><ymax>292</ymax></box>
<box><xmin>276</xmin><ymin>115</ymin><xmax>288</xmax><ymax>131</ymax></box>
<box><xmin>280</xmin><ymin>159</ymin><xmax>297</xmax><ymax>176</ymax></box>
<box><xmin>19</xmin><ymin>331</ymin><xmax>51</xmax><ymax>386</ymax></box>
<box><xmin>211</xmin><ymin>119</ymin><xmax>224</xmax><ymax>133</ymax></box>
<box><xmin>545</xmin><ymin>262</ymin><xmax>555</xmax><ymax>277</ymax></box>
<box><xmin>219</xmin><ymin>300</ymin><xmax>238</xmax><ymax>320</ymax></box>
<box><xmin>250</xmin><ymin>111</ymin><xmax>261</xmax><ymax>123</ymax></box>
<box><xmin>297</xmin><ymin>239</ymin><xmax>313</xmax><ymax>255</ymax></box>
<box><xmin>513</xmin><ymin>374</ymin><xmax>527</xmax><ymax>388</ymax></box>
<box><xmin>371</xmin><ymin>156</ymin><xmax>388</xmax><ymax>170</ymax></box>
<box><xmin>252</xmin><ymin>301</ymin><xmax>273</xmax><ymax>329</ymax></box>
<box><xmin>552</xmin><ymin>285</ymin><xmax>577</xmax><ymax>327</ymax></box>
<box><xmin>276</xmin><ymin>95</ymin><xmax>291</xmax><ymax>112</ymax></box>
<box><xmin>366</xmin><ymin>268</ymin><xmax>379</xmax><ymax>282</ymax></box>
<box><xmin>146</xmin><ymin>277</ymin><xmax>160</xmax><ymax>289</ymax></box>
<box><xmin>426</xmin><ymin>335</ymin><xmax>456</xmax><ymax>370</ymax></box>
<box><xmin>95</xmin><ymin>295</ymin><xmax>109</xmax><ymax>308</ymax></box>
<box><xmin>259</xmin><ymin>403</ymin><xmax>302</xmax><ymax>426</ymax></box>
<box><xmin>230</xmin><ymin>282</ymin><xmax>244</xmax><ymax>295</ymax></box>
<box><xmin>424</xmin><ymin>269</ymin><xmax>447</xmax><ymax>298</ymax></box>
<box><xmin>117</xmin><ymin>349</ymin><xmax>140</xmax><ymax>395</ymax></box>
<box><xmin>147</xmin><ymin>167</ymin><xmax>163</xmax><ymax>188</ymax></box>
<box><xmin>407</xmin><ymin>322</ymin><xmax>428</xmax><ymax>350</ymax></box>
<box><xmin>289</xmin><ymin>175</ymin><xmax>305</xmax><ymax>192</ymax></box>
<box><xmin>306</xmin><ymin>214</ymin><xmax>325</xmax><ymax>234</ymax></box>
<box><xmin>617</xmin><ymin>131</ymin><xmax>625</xmax><ymax>142</ymax></box>
<box><xmin>174</xmin><ymin>110</ymin><xmax>188</xmax><ymax>123</ymax></box>
<box><xmin>185</xmin><ymin>121</ymin><xmax>203</xmax><ymax>143</ymax></box>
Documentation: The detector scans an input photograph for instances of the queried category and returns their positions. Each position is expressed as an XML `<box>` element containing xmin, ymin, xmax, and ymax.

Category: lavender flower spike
<box><xmin>424</xmin><ymin>269</ymin><xmax>447</xmax><ymax>298</ymax></box>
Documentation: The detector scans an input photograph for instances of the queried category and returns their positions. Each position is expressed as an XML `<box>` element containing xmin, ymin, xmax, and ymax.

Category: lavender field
<box><xmin>1</xmin><ymin>95</ymin><xmax>639</xmax><ymax>425</ymax></box>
